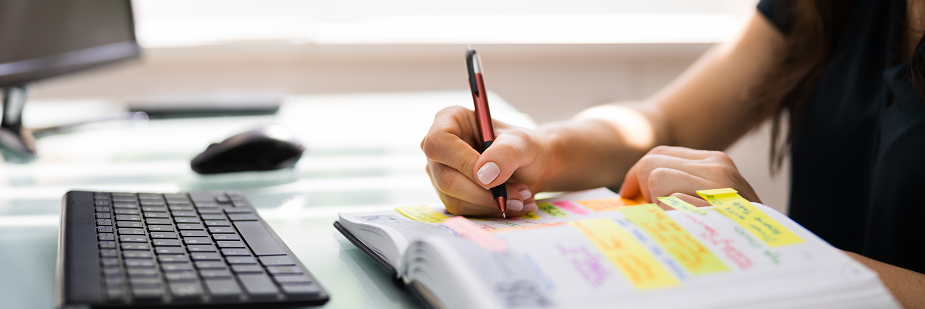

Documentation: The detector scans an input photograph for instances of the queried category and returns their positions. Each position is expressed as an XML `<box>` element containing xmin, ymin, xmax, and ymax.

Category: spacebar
<box><xmin>234</xmin><ymin>222</ymin><xmax>286</xmax><ymax>256</ymax></box>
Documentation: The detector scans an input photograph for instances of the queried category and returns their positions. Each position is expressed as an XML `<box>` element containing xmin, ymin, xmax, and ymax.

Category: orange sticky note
<box><xmin>576</xmin><ymin>196</ymin><xmax>647</xmax><ymax>212</ymax></box>
<box><xmin>442</xmin><ymin>217</ymin><xmax>507</xmax><ymax>252</ymax></box>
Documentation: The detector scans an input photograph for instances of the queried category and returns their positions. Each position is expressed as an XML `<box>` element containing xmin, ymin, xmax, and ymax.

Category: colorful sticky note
<box><xmin>395</xmin><ymin>205</ymin><xmax>448</xmax><ymax>223</ymax></box>
<box><xmin>537</xmin><ymin>203</ymin><xmax>569</xmax><ymax>217</ymax></box>
<box><xmin>552</xmin><ymin>201</ymin><xmax>590</xmax><ymax>215</ymax></box>
<box><xmin>520</xmin><ymin>212</ymin><xmax>541</xmax><ymax>220</ymax></box>
<box><xmin>570</xmin><ymin>218</ymin><xmax>679</xmax><ymax>289</ymax></box>
<box><xmin>619</xmin><ymin>204</ymin><xmax>728</xmax><ymax>275</ymax></box>
<box><xmin>658</xmin><ymin>196</ymin><xmax>707</xmax><ymax>215</ymax></box>
<box><xmin>442</xmin><ymin>217</ymin><xmax>507</xmax><ymax>252</ymax></box>
<box><xmin>697</xmin><ymin>188</ymin><xmax>803</xmax><ymax>247</ymax></box>
<box><xmin>576</xmin><ymin>196</ymin><xmax>647</xmax><ymax>212</ymax></box>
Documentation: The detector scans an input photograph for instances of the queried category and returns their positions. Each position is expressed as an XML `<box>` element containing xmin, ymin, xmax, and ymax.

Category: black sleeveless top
<box><xmin>759</xmin><ymin>0</ymin><xmax>925</xmax><ymax>272</ymax></box>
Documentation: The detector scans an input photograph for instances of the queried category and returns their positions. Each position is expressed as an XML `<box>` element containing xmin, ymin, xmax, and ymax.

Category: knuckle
<box><xmin>649</xmin><ymin>145</ymin><xmax>673</xmax><ymax>155</ymax></box>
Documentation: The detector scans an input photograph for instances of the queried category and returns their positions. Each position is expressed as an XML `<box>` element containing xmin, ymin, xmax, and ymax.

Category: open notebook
<box><xmin>334</xmin><ymin>188</ymin><xmax>900</xmax><ymax>309</ymax></box>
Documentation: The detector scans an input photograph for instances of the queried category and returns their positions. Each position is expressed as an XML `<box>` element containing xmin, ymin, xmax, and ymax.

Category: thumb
<box><xmin>618</xmin><ymin>164</ymin><xmax>642</xmax><ymax>200</ymax></box>
<box><xmin>472</xmin><ymin>132</ymin><xmax>536</xmax><ymax>188</ymax></box>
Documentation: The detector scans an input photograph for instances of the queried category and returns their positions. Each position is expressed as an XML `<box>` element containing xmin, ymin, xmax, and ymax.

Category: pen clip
<box><xmin>466</xmin><ymin>48</ymin><xmax>479</xmax><ymax>96</ymax></box>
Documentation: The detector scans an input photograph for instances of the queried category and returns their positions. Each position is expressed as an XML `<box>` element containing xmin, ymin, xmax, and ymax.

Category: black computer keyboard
<box><xmin>56</xmin><ymin>191</ymin><xmax>329</xmax><ymax>308</ymax></box>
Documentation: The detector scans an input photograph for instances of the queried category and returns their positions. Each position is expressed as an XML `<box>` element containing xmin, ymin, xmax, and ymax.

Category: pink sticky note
<box><xmin>441</xmin><ymin>217</ymin><xmax>507</xmax><ymax>252</ymax></box>
<box><xmin>553</xmin><ymin>201</ymin><xmax>590</xmax><ymax>215</ymax></box>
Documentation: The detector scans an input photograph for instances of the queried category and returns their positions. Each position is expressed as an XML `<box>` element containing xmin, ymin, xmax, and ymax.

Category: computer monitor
<box><xmin>0</xmin><ymin>0</ymin><xmax>140</xmax><ymax>161</ymax></box>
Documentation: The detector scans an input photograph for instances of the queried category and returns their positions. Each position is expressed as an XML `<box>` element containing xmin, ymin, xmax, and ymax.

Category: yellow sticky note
<box><xmin>697</xmin><ymin>189</ymin><xmax>803</xmax><ymax>247</ymax></box>
<box><xmin>537</xmin><ymin>203</ymin><xmax>569</xmax><ymax>217</ymax></box>
<box><xmin>395</xmin><ymin>205</ymin><xmax>448</xmax><ymax>223</ymax></box>
<box><xmin>657</xmin><ymin>196</ymin><xmax>707</xmax><ymax>215</ymax></box>
<box><xmin>576</xmin><ymin>196</ymin><xmax>647</xmax><ymax>212</ymax></box>
<box><xmin>619</xmin><ymin>204</ymin><xmax>728</xmax><ymax>275</ymax></box>
<box><xmin>570</xmin><ymin>218</ymin><xmax>679</xmax><ymax>289</ymax></box>
<box><xmin>520</xmin><ymin>212</ymin><xmax>541</xmax><ymax>220</ymax></box>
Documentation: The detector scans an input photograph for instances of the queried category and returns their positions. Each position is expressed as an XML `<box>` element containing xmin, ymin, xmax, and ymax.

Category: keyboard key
<box><xmin>228</xmin><ymin>213</ymin><xmax>258</xmax><ymax>221</ymax></box>
<box><xmin>121</xmin><ymin>243</ymin><xmax>150</xmax><ymax>250</ymax></box>
<box><xmin>124</xmin><ymin>260</ymin><xmax>155</xmax><ymax>268</ymax></box>
<box><xmin>117</xmin><ymin>221</ymin><xmax>143</xmax><ymax>228</ymax></box>
<box><xmin>170</xmin><ymin>282</ymin><xmax>203</xmax><ymax>298</ymax></box>
<box><xmin>212</xmin><ymin>234</ymin><xmax>240</xmax><ymax>241</ymax></box>
<box><xmin>199</xmin><ymin>269</ymin><xmax>232</xmax><ymax>279</ymax></box>
<box><xmin>224</xmin><ymin>208</ymin><xmax>252</xmax><ymax>214</ymax></box>
<box><xmin>273</xmin><ymin>275</ymin><xmax>312</xmax><ymax>284</ymax></box>
<box><xmin>113</xmin><ymin>203</ymin><xmax>138</xmax><ymax>209</ymax></box>
<box><xmin>147</xmin><ymin>225</ymin><xmax>174</xmax><ymax>232</ymax></box>
<box><xmin>140</xmin><ymin>200</ymin><xmax>165</xmax><ymax>206</ymax></box>
<box><xmin>235</xmin><ymin>221</ymin><xmax>286</xmax><ymax>256</ymax></box>
<box><xmin>96</xmin><ymin>219</ymin><xmax>112</xmax><ymax>226</ymax></box>
<box><xmin>195</xmin><ymin>201</ymin><xmax>218</xmax><ymax>207</ymax></box>
<box><xmin>98</xmin><ymin>233</ymin><xmax>115</xmax><ymax>241</ymax></box>
<box><xmin>194</xmin><ymin>261</ymin><xmax>227</xmax><ymax>269</ymax></box>
<box><xmin>190</xmin><ymin>253</ymin><xmax>222</xmax><ymax>261</ymax></box>
<box><xmin>119</xmin><ymin>228</ymin><xmax>144</xmax><ymax>235</ymax></box>
<box><xmin>102</xmin><ymin>267</ymin><xmax>121</xmax><ymax>276</ymax></box>
<box><xmin>145</xmin><ymin>218</ymin><xmax>171</xmax><ymax>225</ymax></box>
<box><xmin>216</xmin><ymin>195</ymin><xmax>231</xmax><ymax>203</ymax></box>
<box><xmin>101</xmin><ymin>257</ymin><xmax>119</xmax><ymax>266</ymax></box>
<box><xmin>174</xmin><ymin>217</ymin><xmax>200</xmax><ymax>223</ymax></box>
<box><xmin>169</xmin><ymin>205</ymin><xmax>194</xmax><ymax>211</ymax></box>
<box><xmin>221</xmin><ymin>249</ymin><xmax>251</xmax><ymax>256</ymax></box>
<box><xmin>217</xmin><ymin>241</ymin><xmax>245</xmax><ymax>248</ymax></box>
<box><xmin>227</xmin><ymin>256</ymin><xmax>257</xmax><ymax>265</ymax></box>
<box><xmin>138</xmin><ymin>193</ymin><xmax>162</xmax><ymax>199</ymax></box>
<box><xmin>99</xmin><ymin>241</ymin><xmax>116</xmax><ymax>249</ymax></box>
<box><xmin>106</xmin><ymin>288</ymin><xmax>125</xmax><ymax>299</ymax></box>
<box><xmin>132</xmin><ymin>287</ymin><xmax>164</xmax><ymax>299</ymax></box>
<box><xmin>187</xmin><ymin>245</ymin><xmax>216</xmax><ymax>252</ymax></box>
<box><xmin>205</xmin><ymin>220</ymin><xmax>231</xmax><ymax>227</ymax></box>
<box><xmin>178</xmin><ymin>224</ymin><xmax>204</xmax><ymax>230</ymax></box>
<box><xmin>155</xmin><ymin>247</ymin><xmax>184</xmax><ymax>255</ymax></box>
<box><xmin>172</xmin><ymin>211</ymin><xmax>197</xmax><ymax>217</ymax></box>
<box><xmin>205</xmin><ymin>279</ymin><xmax>241</xmax><ymax>297</ymax></box>
<box><xmin>164</xmin><ymin>271</ymin><xmax>196</xmax><ymax>282</ymax></box>
<box><xmin>259</xmin><ymin>256</ymin><xmax>295</xmax><ymax>266</ymax></box>
<box><xmin>129</xmin><ymin>277</ymin><xmax>161</xmax><ymax>287</ymax></box>
<box><xmin>157</xmin><ymin>255</ymin><xmax>189</xmax><ymax>263</ymax></box>
<box><xmin>95</xmin><ymin>200</ymin><xmax>110</xmax><ymax>206</ymax></box>
<box><xmin>100</xmin><ymin>249</ymin><xmax>118</xmax><ymax>257</ymax></box>
<box><xmin>183</xmin><ymin>237</ymin><xmax>211</xmax><ymax>245</ymax></box>
<box><xmin>119</xmin><ymin>235</ymin><xmax>147</xmax><ymax>242</ymax></box>
<box><xmin>142</xmin><ymin>206</ymin><xmax>167</xmax><ymax>212</ymax></box>
<box><xmin>189</xmin><ymin>192</ymin><xmax>215</xmax><ymax>202</ymax></box>
<box><xmin>180</xmin><ymin>230</ymin><xmax>208</xmax><ymax>237</ymax></box>
<box><xmin>209</xmin><ymin>227</ymin><xmax>235</xmax><ymax>234</ymax></box>
<box><xmin>164</xmin><ymin>193</ymin><xmax>188</xmax><ymax>199</ymax></box>
<box><xmin>149</xmin><ymin>232</ymin><xmax>176</xmax><ymax>239</ymax></box>
<box><xmin>238</xmin><ymin>274</ymin><xmax>278</xmax><ymax>296</ymax></box>
<box><xmin>197</xmin><ymin>208</ymin><xmax>222</xmax><ymax>214</ymax></box>
<box><xmin>231</xmin><ymin>265</ymin><xmax>263</xmax><ymax>274</ymax></box>
<box><xmin>97</xmin><ymin>226</ymin><xmax>113</xmax><ymax>233</ymax></box>
<box><xmin>144</xmin><ymin>212</ymin><xmax>169</xmax><ymax>218</ymax></box>
<box><xmin>123</xmin><ymin>251</ymin><xmax>153</xmax><ymax>259</ymax></box>
<box><xmin>281</xmin><ymin>284</ymin><xmax>321</xmax><ymax>295</ymax></box>
<box><xmin>266</xmin><ymin>266</ymin><xmax>303</xmax><ymax>275</ymax></box>
<box><xmin>201</xmin><ymin>214</ymin><xmax>226</xmax><ymax>220</ymax></box>
<box><xmin>95</xmin><ymin>206</ymin><xmax>112</xmax><ymax>212</ymax></box>
<box><xmin>96</xmin><ymin>213</ymin><xmax>111</xmax><ymax>219</ymax></box>
<box><xmin>114</xmin><ymin>209</ymin><xmax>139</xmax><ymax>214</ymax></box>
<box><xmin>94</xmin><ymin>193</ymin><xmax>111</xmax><ymax>199</ymax></box>
<box><xmin>153</xmin><ymin>239</ymin><xmax>180</xmax><ymax>246</ymax></box>
<box><xmin>232</xmin><ymin>200</ymin><xmax>250</xmax><ymax>207</ymax></box>
<box><xmin>161</xmin><ymin>264</ymin><xmax>193</xmax><ymax>272</ymax></box>
<box><xmin>127</xmin><ymin>268</ymin><xmax>157</xmax><ymax>277</ymax></box>
<box><xmin>115</xmin><ymin>215</ymin><xmax>141</xmax><ymax>221</ymax></box>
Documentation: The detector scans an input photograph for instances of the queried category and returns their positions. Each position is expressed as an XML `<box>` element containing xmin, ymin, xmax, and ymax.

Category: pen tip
<box><xmin>467</xmin><ymin>44</ymin><xmax>473</xmax><ymax>51</ymax></box>
<box><xmin>502</xmin><ymin>212</ymin><xmax>507</xmax><ymax>219</ymax></box>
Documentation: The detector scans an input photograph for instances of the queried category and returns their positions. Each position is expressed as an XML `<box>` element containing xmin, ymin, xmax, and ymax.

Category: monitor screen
<box><xmin>0</xmin><ymin>0</ymin><xmax>140</xmax><ymax>87</ymax></box>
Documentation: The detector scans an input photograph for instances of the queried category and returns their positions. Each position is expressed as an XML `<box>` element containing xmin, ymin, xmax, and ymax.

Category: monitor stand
<box><xmin>0</xmin><ymin>85</ymin><xmax>36</xmax><ymax>163</ymax></box>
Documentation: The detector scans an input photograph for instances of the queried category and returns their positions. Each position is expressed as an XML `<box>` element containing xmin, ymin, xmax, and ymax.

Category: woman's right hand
<box><xmin>421</xmin><ymin>106</ymin><xmax>552</xmax><ymax>217</ymax></box>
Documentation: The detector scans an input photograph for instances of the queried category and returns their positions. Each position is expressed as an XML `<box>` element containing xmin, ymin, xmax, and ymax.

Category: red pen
<box><xmin>466</xmin><ymin>46</ymin><xmax>508</xmax><ymax>218</ymax></box>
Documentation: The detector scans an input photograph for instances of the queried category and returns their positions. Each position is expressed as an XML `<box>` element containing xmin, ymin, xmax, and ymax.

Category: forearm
<box><xmin>846</xmin><ymin>251</ymin><xmax>925</xmax><ymax>309</ymax></box>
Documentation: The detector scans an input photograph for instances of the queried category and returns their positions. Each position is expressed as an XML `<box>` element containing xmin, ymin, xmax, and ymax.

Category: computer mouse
<box><xmin>191</xmin><ymin>125</ymin><xmax>305</xmax><ymax>174</ymax></box>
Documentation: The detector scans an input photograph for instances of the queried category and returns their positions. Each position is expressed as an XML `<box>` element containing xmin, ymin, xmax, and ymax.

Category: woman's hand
<box><xmin>618</xmin><ymin>146</ymin><xmax>761</xmax><ymax>208</ymax></box>
<box><xmin>421</xmin><ymin>106</ymin><xmax>552</xmax><ymax>216</ymax></box>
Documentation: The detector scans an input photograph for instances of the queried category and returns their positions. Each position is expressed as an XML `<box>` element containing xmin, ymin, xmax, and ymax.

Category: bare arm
<box><xmin>846</xmin><ymin>251</ymin><xmax>925</xmax><ymax>309</ymax></box>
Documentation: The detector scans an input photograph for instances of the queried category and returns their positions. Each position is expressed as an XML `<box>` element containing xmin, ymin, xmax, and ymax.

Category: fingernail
<box><xmin>477</xmin><ymin>162</ymin><xmax>500</xmax><ymax>185</ymax></box>
<box><xmin>524</xmin><ymin>202</ymin><xmax>538</xmax><ymax>212</ymax></box>
<box><xmin>519</xmin><ymin>189</ymin><xmax>533</xmax><ymax>199</ymax></box>
<box><xmin>506</xmin><ymin>199</ymin><xmax>524</xmax><ymax>212</ymax></box>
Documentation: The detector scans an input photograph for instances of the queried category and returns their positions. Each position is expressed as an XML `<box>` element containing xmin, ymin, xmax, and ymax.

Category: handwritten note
<box><xmin>553</xmin><ymin>201</ymin><xmax>590</xmax><ymax>215</ymax></box>
<box><xmin>697</xmin><ymin>188</ymin><xmax>803</xmax><ymax>247</ymax></box>
<box><xmin>537</xmin><ymin>203</ymin><xmax>569</xmax><ymax>218</ymax></box>
<box><xmin>576</xmin><ymin>196</ymin><xmax>646</xmax><ymax>212</ymax></box>
<box><xmin>442</xmin><ymin>217</ymin><xmax>508</xmax><ymax>251</ymax></box>
<box><xmin>619</xmin><ymin>204</ymin><xmax>728</xmax><ymax>275</ymax></box>
<box><xmin>395</xmin><ymin>205</ymin><xmax>448</xmax><ymax>223</ymax></box>
<box><xmin>570</xmin><ymin>218</ymin><xmax>679</xmax><ymax>289</ymax></box>
<box><xmin>521</xmin><ymin>212</ymin><xmax>541</xmax><ymax>220</ymax></box>
<box><xmin>657</xmin><ymin>196</ymin><xmax>707</xmax><ymax>215</ymax></box>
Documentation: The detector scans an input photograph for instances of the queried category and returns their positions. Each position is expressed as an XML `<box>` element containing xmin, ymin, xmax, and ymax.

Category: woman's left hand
<box><xmin>618</xmin><ymin>146</ymin><xmax>761</xmax><ymax>208</ymax></box>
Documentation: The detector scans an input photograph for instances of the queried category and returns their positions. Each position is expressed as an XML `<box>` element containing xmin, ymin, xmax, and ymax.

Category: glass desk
<box><xmin>0</xmin><ymin>91</ymin><xmax>535</xmax><ymax>308</ymax></box>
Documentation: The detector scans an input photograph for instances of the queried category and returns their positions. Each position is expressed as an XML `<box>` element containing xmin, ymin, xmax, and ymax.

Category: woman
<box><xmin>422</xmin><ymin>0</ymin><xmax>925</xmax><ymax>307</ymax></box>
